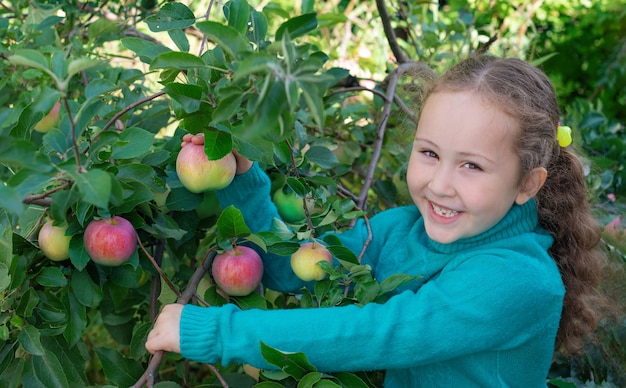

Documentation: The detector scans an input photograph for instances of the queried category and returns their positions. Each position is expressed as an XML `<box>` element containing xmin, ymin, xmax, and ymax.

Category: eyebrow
<box><xmin>414</xmin><ymin>137</ymin><xmax>496</xmax><ymax>165</ymax></box>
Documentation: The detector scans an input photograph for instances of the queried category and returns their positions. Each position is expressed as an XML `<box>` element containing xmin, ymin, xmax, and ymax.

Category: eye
<box><xmin>422</xmin><ymin>150</ymin><xmax>438</xmax><ymax>159</ymax></box>
<box><xmin>462</xmin><ymin>162</ymin><xmax>482</xmax><ymax>171</ymax></box>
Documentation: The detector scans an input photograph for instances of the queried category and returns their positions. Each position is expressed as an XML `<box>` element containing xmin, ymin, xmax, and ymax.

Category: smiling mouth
<box><xmin>431</xmin><ymin>202</ymin><xmax>460</xmax><ymax>218</ymax></box>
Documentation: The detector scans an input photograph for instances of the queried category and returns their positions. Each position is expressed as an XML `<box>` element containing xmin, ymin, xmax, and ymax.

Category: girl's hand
<box><xmin>181</xmin><ymin>133</ymin><xmax>253</xmax><ymax>175</ymax></box>
<box><xmin>145</xmin><ymin>304</ymin><xmax>183</xmax><ymax>354</ymax></box>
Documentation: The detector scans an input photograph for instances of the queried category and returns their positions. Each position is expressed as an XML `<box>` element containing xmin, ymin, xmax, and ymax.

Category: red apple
<box><xmin>84</xmin><ymin>216</ymin><xmax>137</xmax><ymax>266</ymax></box>
<box><xmin>290</xmin><ymin>242</ymin><xmax>333</xmax><ymax>282</ymax></box>
<box><xmin>211</xmin><ymin>246</ymin><xmax>263</xmax><ymax>296</ymax></box>
<box><xmin>34</xmin><ymin>101</ymin><xmax>61</xmax><ymax>133</ymax></box>
<box><xmin>176</xmin><ymin>143</ymin><xmax>237</xmax><ymax>193</ymax></box>
<box><xmin>38</xmin><ymin>220</ymin><xmax>71</xmax><ymax>261</ymax></box>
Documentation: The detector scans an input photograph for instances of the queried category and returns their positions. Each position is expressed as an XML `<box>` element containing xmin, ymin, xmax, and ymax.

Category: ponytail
<box><xmin>536</xmin><ymin>147</ymin><xmax>605</xmax><ymax>354</ymax></box>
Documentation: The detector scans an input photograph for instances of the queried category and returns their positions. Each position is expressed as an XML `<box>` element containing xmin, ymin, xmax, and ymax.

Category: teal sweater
<box><xmin>180</xmin><ymin>163</ymin><xmax>565</xmax><ymax>387</ymax></box>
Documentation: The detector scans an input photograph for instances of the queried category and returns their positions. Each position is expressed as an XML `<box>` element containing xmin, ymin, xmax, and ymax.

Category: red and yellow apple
<box><xmin>176</xmin><ymin>142</ymin><xmax>237</xmax><ymax>193</ymax></box>
<box><xmin>84</xmin><ymin>216</ymin><xmax>137</xmax><ymax>266</ymax></box>
<box><xmin>34</xmin><ymin>101</ymin><xmax>61</xmax><ymax>133</ymax></box>
<box><xmin>290</xmin><ymin>242</ymin><xmax>333</xmax><ymax>282</ymax></box>
<box><xmin>38</xmin><ymin>220</ymin><xmax>71</xmax><ymax>261</ymax></box>
<box><xmin>211</xmin><ymin>246</ymin><xmax>263</xmax><ymax>296</ymax></box>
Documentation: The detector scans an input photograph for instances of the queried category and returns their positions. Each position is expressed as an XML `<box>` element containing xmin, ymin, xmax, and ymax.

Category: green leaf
<box><xmin>0</xmin><ymin>264</ymin><xmax>9</xmax><ymax>292</ymax></box>
<box><xmin>63</xmin><ymin>291</ymin><xmax>87</xmax><ymax>347</ymax></box>
<box><xmin>151</xmin><ymin>51</ymin><xmax>206</xmax><ymax>70</ymax></box>
<box><xmin>168</xmin><ymin>29</ymin><xmax>189</xmax><ymax>52</ymax></box>
<box><xmin>66</xmin><ymin>58</ymin><xmax>100</xmax><ymax>80</ymax></box>
<box><xmin>32</xmin><ymin>351</ymin><xmax>69</xmax><ymax>388</ymax></box>
<box><xmin>145</xmin><ymin>2</ymin><xmax>195</xmax><ymax>32</ymax></box>
<box><xmin>196</xmin><ymin>21</ymin><xmax>251</xmax><ymax>58</ymax></box>
<box><xmin>36</xmin><ymin>267</ymin><xmax>67</xmax><ymax>287</ymax></box>
<box><xmin>67</xmin><ymin>169</ymin><xmax>112</xmax><ymax>209</ymax></box>
<box><xmin>217</xmin><ymin>206</ymin><xmax>251</xmax><ymax>241</ymax></box>
<box><xmin>233</xmin><ymin>292</ymin><xmax>268</xmax><ymax>310</ymax></box>
<box><xmin>275</xmin><ymin>13</ymin><xmax>318</xmax><ymax>41</ymax></box>
<box><xmin>234</xmin><ymin>54</ymin><xmax>280</xmax><ymax>81</ymax></box>
<box><xmin>69</xmin><ymin>235</ymin><xmax>91</xmax><ymax>271</ymax></box>
<box><xmin>379</xmin><ymin>273</ymin><xmax>421</xmax><ymax>295</ymax></box>
<box><xmin>248</xmin><ymin>9</ymin><xmax>268</xmax><ymax>45</ymax></box>
<box><xmin>0</xmin><ymin>137</ymin><xmax>53</xmax><ymax>172</ymax></box>
<box><xmin>16</xmin><ymin>288</ymin><xmax>39</xmax><ymax>318</ymax></box>
<box><xmin>260</xmin><ymin>341</ymin><xmax>316</xmax><ymax>380</ymax></box>
<box><xmin>130</xmin><ymin>322</ymin><xmax>153</xmax><ymax>360</ymax></box>
<box><xmin>211</xmin><ymin>93</ymin><xmax>243</xmax><ymax>124</ymax></box>
<box><xmin>224</xmin><ymin>0</ymin><xmax>251</xmax><ymax>34</ymax></box>
<box><xmin>298</xmin><ymin>372</ymin><xmax>324</xmax><ymax>387</ymax></box>
<box><xmin>94</xmin><ymin>347</ymin><xmax>144</xmax><ymax>387</ymax></box>
<box><xmin>18</xmin><ymin>326</ymin><xmax>45</xmax><ymax>356</ymax></box>
<box><xmin>354</xmin><ymin>279</ymin><xmax>380</xmax><ymax>305</ymax></box>
<box><xmin>305</xmin><ymin>145</ymin><xmax>338</xmax><ymax>169</ymax></box>
<box><xmin>163</xmin><ymin>82</ymin><xmax>203</xmax><ymax>114</ymax></box>
<box><xmin>11</xmin><ymin>102</ymin><xmax>43</xmax><ymax>138</ymax></box>
<box><xmin>0</xmin><ymin>184</ymin><xmax>25</xmax><ymax>216</ymax></box>
<box><xmin>111</xmin><ymin>127</ymin><xmax>155</xmax><ymax>159</ymax></box>
<box><xmin>8</xmin><ymin>49</ymin><xmax>49</xmax><ymax>72</ymax></box>
<box><xmin>85</xmin><ymin>78</ymin><xmax>119</xmax><ymax>99</ymax></box>
<box><xmin>164</xmin><ymin>186</ymin><xmax>202</xmax><ymax>212</ymax></box>
<box><xmin>71</xmin><ymin>269</ymin><xmax>103</xmax><ymax>308</ymax></box>
<box><xmin>203</xmin><ymin>128</ymin><xmax>232</xmax><ymax>160</ymax></box>
<box><xmin>327</xmin><ymin>245</ymin><xmax>358</xmax><ymax>264</ymax></box>
<box><xmin>300</xmin><ymin>81</ymin><xmax>325</xmax><ymax>130</ymax></box>
<box><xmin>331</xmin><ymin>372</ymin><xmax>370</xmax><ymax>388</ymax></box>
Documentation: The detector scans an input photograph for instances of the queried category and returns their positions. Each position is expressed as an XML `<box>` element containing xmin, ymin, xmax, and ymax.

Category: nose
<box><xmin>428</xmin><ymin>164</ymin><xmax>456</xmax><ymax>197</ymax></box>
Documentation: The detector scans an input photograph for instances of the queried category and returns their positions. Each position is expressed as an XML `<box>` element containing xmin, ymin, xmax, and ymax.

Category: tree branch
<box><xmin>131</xmin><ymin>251</ymin><xmax>218</xmax><ymax>388</ymax></box>
<box><xmin>375</xmin><ymin>0</ymin><xmax>409</xmax><ymax>64</ymax></box>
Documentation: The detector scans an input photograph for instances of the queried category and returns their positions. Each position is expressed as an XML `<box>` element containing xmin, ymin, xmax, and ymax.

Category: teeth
<box><xmin>432</xmin><ymin>203</ymin><xmax>459</xmax><ymax>218</ymax></box>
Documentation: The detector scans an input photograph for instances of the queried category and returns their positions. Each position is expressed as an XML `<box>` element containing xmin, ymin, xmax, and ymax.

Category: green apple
<box><xmin>176</xmin><ymin>143</ymin><xmax>237</xmax><ymax>193</ymax></box>
<box><xmin>38</xmin><ymin>220</ymin><xmax>71</xmax><ymax>261</ymax></box>
<box><xmin>34</xmin><ymin>101</ymin><xmax>61</xmax><ymax>133</ymax></box>
<box><xmin>290</xmin><ymin>242</ymin><xmax>333</xmax><ymax>282</ymax></box>
<box><xmin>272</xmin><ymin>187</ymin><xmax>315</xmax><ymax>223</ymax></box>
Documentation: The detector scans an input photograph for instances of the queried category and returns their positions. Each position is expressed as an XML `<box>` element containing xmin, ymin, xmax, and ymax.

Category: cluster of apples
<box><xmin>210</xmin><ymin>241</ymin><xmax>333</xmax><ymax>297</ymax></box>
<box><xmin>38</xmin><ymin>131</ymin><xmax>334</xmax><ymax>297</ymax></box>
<box><xmin>38</xmin><ymin>216</ymin><xmax>137</xmax><ymax>266</ymax></box>
<box><xmin>174</xmin><ymin>133</ymin><xmax>334</xmax><ymax>296</ymax></box>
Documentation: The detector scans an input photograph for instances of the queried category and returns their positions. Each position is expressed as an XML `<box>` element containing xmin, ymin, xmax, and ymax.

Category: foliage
<box><xmin>0</xmin><ymin>0</ymin><xmax>624</xmax><ymax>387</ymax></box>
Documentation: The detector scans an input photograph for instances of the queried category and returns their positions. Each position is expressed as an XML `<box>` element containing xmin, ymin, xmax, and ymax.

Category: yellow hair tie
<box><xmin>557</xmin><ymin>125</ymin><xmax>572</xmax><ymax>147</ymax></box>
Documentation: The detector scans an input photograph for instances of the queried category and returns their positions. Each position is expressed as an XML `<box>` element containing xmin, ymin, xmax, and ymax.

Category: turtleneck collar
<box><xmin>418</xmin><ymin>199</ymin><xmax>540</xmax><ymax>255</ymax></box>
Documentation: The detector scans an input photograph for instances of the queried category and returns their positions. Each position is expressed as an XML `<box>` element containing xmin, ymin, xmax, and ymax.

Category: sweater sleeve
<box><xmin>179</xmin><ymin>252</ymin><xmax>564</xmax><ymax>372</ymax></box>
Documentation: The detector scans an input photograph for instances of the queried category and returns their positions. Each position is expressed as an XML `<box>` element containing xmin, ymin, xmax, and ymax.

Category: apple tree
<box><xmin>0</xmin><ymin>0</ymin><xmax>425</xmax><ymax>386</ymax></box>
<box><xmin>3</xmin><ymin>0</ymin><xmax>622</xmax><ymax>386</ymax></box>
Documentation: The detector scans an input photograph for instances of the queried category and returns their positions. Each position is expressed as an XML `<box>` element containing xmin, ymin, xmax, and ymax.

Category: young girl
<box><xmin>146</xmin><ymin>55</ymin><xmax>605</xmax><ymax>386</ymax></box>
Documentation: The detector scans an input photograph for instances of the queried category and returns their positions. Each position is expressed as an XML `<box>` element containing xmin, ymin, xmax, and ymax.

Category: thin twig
<box><xmin>375</xmin><ymin>0</ymin><xmax>409</xmax><ymax>64</ymax></box>
<box><xmin>356</xmin><ymin>62</ymin><xmax>415</xmax><ymax>210</ymax></box>
<box><xmin>137</xmin><ymin>237</ymin><xmax>181</xmax><ymax>298</ymax></box>
<box><xmin>101</xmin><ymin>91</ymin><xmax>166</xmax><ymax>132</ymax></box>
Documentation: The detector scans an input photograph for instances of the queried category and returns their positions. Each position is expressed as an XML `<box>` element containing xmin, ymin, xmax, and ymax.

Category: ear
<box><xmin>515</xmin><ymin>167</ymin><xmax>547</xmax><ymax>205</ymax></box>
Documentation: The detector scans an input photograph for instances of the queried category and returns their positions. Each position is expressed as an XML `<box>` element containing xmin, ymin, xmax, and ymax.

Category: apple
<box><xmin>38</xmin><ymin>220</ymin><xmax>71</xmax><ymax>261</ymax></box>
<box><xmin>211</xmin><ymin>246</ymin><xmax>263</xmax><ymax>296</ymax></box>
<box><xmin>290</xmin><ymin>242</ymin><xmax>333</xmax><ymax>282</ymax></box>
<box><xmin>243</xmin><ymin>364</ymin><xmax>261</xmax><ymax>381</ymax></box>
<box><xmin>273</xmin><ymin>187</ymin><xmax>317</xmax><ymax>223</ymax></box>
<box><xmin>34</xmin><ymin>101</ymin><xmax>61</xmax><ymax>133</ymax></box>
<box><xmin>176</xmin><ymin>142</ymin><xmax>237</xmax><ymax>193</ymax></box>
<box><xmin>84</xmin><ymin>216</ymin><xmax>137</xmax><ymax>266</ymax></box>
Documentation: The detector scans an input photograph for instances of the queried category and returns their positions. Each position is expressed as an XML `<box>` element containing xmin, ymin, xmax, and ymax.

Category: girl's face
<box><xmin>407</xmin><ymin>91</ymin><xmax>536</xmax><ymax>244</ymax></box>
